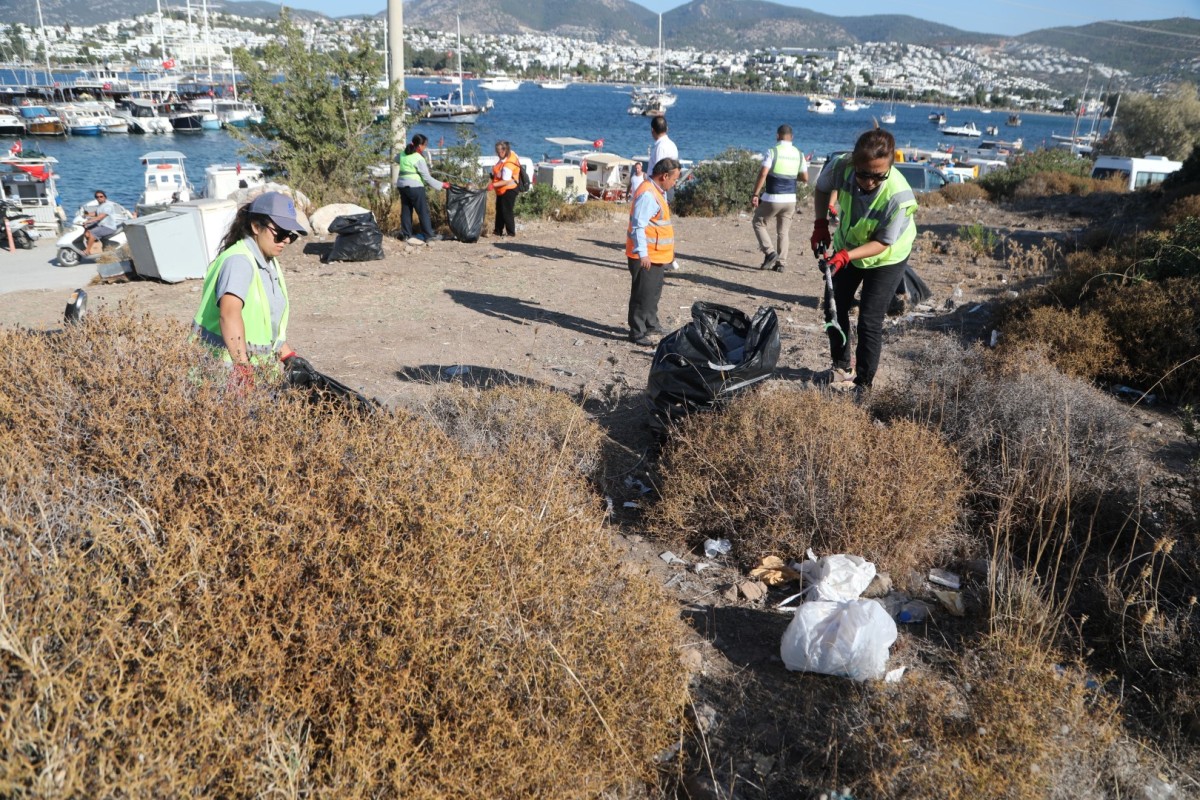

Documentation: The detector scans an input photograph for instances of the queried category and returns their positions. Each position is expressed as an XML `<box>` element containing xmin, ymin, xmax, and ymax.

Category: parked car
<box><xmin>893</xmin><ymin>162</ymin><xmax>950</xmax><ymax>193</ymax></box>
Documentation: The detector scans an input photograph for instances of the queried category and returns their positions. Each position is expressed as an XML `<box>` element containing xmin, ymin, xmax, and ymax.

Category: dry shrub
<box><xmin>1014</xmin><ymin>172</ymin><xmax>1121</xmax><ymax>198</ymax></box>
<box><xmin>649</xmin><ymin>385</ymin><xmax>965</xmax><ymax>579</ymax></box>
<box><xmin>853</xmin><ymin>633</ymin><xmax>1132</xmax><ymax>800</ymax></box>
<box><xmin>1003</xmin><ymin>237</ymin><xmax>1064</xmax><ymax>282</ymax></box>
<box><xmin>554</xmin><ymin>199</ymin><xmax>621</xmax><ymax>223</ymax></box>
<box><xmin>917</xmin><ymin>189</ymin><xmax>947</xmax><ymax>209</ymax></box>
<box><xmin>0</xmin><ymin>312</ymin><xmax>688</xmax><ymax>798</ymax></box>
<box><xmin>881</xmin><ymin>337</ymin><xmax>1140</xmax><ymax>541</ymax></box>
<box><xmin>1097</xmin><ymin>277</ymin><xmax>1200</xmax><ymax>400</ymax></box>
<box><xmin>997</xmin><ymin>305</ymin><xmax>1122</xmax><ymax>380</ymax></box>
<box><xmin>423</xmin><ymin>382</ymin><xmax>604</xmax><ymax>481</ymax></box>
<box><xmin>939</xmin><ymin>182</ymin><xmax>989</xmax><ymax>204</ymax></box>
<box><xmin>1160</xmin><ymin>192</ymin><xmax>1200</xmax><ymax>230</ymax></box>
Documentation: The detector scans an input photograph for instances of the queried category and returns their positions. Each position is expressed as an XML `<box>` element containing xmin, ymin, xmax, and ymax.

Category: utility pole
<box><xmin>387</xmin><ymin>0</ymin><xmax>405</xmax><ymax>184</ymax></box>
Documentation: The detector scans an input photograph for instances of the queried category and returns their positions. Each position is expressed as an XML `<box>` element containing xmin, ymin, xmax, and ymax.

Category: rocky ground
<box><xmin>2</xmin><ymin>194</ymin><xmax>1193</xmax><ymax>798</ymax></box>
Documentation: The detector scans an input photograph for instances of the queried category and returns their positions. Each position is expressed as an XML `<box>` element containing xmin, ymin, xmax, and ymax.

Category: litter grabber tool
<box><xmin>817</xmin><ymin>245</ymin><xmax>847</xmax><ymax>346</ymax></box>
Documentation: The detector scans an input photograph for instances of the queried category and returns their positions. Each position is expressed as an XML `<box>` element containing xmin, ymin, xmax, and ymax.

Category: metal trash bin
<box><xmin>123</xmin><ymin>209</ymin><xmax>209</xmax><ymax>283</ymax></box>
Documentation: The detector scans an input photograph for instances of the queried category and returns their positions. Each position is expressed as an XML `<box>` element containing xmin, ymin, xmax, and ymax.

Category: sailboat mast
<box><xmin>203</xmin><ymin>0</ymin><xmax>213</xmax><ymax>81</ymax></box>
<box><xmin>35</xmin><ymin>0</ymin><xmax>55</xmax><ymax>101</ymax></box>
<box><xmin>657</xmin><ymin>13</ymin><xmax>663</xmax><ymax>91</ymax></box>
<box><xmin>1070</xmin><ymin>69</ymin><xmax>1090</xmax><ymax>144</ymax></box>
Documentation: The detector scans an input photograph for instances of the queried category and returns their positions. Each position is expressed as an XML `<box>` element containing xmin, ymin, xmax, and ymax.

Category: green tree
<box><xmin>1097</xmin><ymin>83</ymin><xmax>1200</xmax><ymax>162</ymax></box>
<box><xmin>232</xmin><ymin>13</ymin><xmax>390</xmax><ymax>205</ymax></box>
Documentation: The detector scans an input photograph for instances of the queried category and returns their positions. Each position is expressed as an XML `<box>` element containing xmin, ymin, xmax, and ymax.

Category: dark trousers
<box><xmin>627</xmin><ymin>257</ymin><xmax>665</xmax><ymax>339</ymax></box>
<box><xmin>825</xmin><ymin>258</ymin><xmax>907</xmax><ymax>387</ymax></box>
<box><xmin>494</xmin><ymin>190</ymin><xmax>517</xmax><ymax>235</ymax></box>
<box><xmin>399</xmin><ymin>186</ymin><xmax>434</xmax><ymax>239</ymax></box>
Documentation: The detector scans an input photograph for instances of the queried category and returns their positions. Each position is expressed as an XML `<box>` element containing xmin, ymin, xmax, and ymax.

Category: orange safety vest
<box><xmin>625</xmin><ymin>179</ymin><xmax>675</xmax><ymax>264</ymax></box>
<box><xmin>492</xmin><ymin>152</ymin><xmax>520</xmax><ymax>195</ymax></box>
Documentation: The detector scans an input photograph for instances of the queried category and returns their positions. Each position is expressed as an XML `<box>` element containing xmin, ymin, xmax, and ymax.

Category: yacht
<box><xmin>0</xmin><ymin>108</ymin><xmax>24</xmax><ymax>136</ymax></box>
<box><xmin>807</xmin><ymin>97</ymin><xmax>836</xmax><ymax>115</ymax></box>
<box><xmin>939</xmin><ymin>121</ymin><xmax>982</xmax><ymax>137</ymax></box>
<box><xmin>114</xmin><ymin>98</ymin><xmax>173</xmax><ymax>134</ymax></box>
<box><xmin>56</xmin><ymin>105</ymin><xmax>105</xmax><ymax>136</ymax></box>
<box><xmin>628</xmin><ymin>14</ymin><xmax>676</xmax><ymax>115</ymax></box>
<box><xmin>478</xmin><ymin>74</ymin><xmax>522</xmax><ymax>92</ymax></box>
<box><xmin>136</xmin><ymin>150</ymin><xmax>196</xmax><ymax>215</ymax></box>
<box><xmin>415</xmin><ymin>16</ymin><xmax>487</xmax><ymax>124</ymax></box>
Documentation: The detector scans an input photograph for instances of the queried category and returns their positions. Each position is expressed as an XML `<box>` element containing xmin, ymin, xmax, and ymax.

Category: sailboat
<box><xmin>880</xmin><ymin>90</ymin><xmax>896</xmax><ymax>125</ymax></box>
<box><xmin>628</xmin><ymin>14</ymin><xmax>676</xmax><ymax>116</ymax></box>
<box><xmin>415</xmin><ymin>16</ymin><xmax>486</xmax><ymax>124</ymax></box>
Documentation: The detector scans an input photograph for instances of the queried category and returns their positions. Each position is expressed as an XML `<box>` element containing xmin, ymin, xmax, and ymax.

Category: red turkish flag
<box><xmin>163</xmin><ymin>58</ymin><xmax>176</xmax><ymax>70</ymax></box>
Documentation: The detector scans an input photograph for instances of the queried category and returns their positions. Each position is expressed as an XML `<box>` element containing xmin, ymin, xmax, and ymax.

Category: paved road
<box><xmin>1</xmin><ymin>236</ymin><xmax>98</xmax><ymax>297</ymax></box>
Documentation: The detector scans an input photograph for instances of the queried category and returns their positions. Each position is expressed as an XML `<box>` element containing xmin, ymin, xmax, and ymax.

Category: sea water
<box><xmin>7</xmin><ymin>79</ymin><xmax>1090</xmax><ymax>213</ymax></box>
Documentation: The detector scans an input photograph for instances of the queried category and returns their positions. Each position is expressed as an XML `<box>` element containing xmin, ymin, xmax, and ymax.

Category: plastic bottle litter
<box><xmin>897</xmin><ymin>600</ymin><xmax>931</xmax><ymax>624</ymax></box>
<box><xmin>928</xmin><ymin>568</ymin><xmax>961</xmax><ymax>590</ymax></box>
<box><xmin>703</xmin><ymin>538</ymin><xmax>732</xmax><ymax>558</ymax></box>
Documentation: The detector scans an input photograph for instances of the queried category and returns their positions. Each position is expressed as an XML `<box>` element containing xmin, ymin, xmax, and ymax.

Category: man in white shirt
<box><xmin>750</xmin><ymin>124</ymin><xmax>809</xmax><ymax>272</ymax></box>
<box><xmin>630</xmin><ymin>115</ymin><xmax>679</xmax><ymax>201</ymax></box>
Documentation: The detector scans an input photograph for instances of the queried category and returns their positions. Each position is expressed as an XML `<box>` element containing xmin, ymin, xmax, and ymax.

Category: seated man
<box><xmin>83</xmin><ymin>189</ymin><xmax>128</xmax><ymax>255</ymax></box>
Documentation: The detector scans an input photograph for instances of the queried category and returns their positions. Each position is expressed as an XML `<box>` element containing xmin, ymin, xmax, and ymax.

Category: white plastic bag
<box><xmin>780</xmin><ymin>599</ymin><xmax>898</xmax><ymax>681</ymax></box>
<box><xmin>799</xmin><ymin>551</ymin><xmax>877</xmax><ymax>602</ymax></box>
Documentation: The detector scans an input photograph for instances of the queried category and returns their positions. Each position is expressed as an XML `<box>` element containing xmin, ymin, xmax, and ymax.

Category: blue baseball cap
<box><xmin>249</xmin><ymin>191</ymin><xmax>307</xmax><ymax>235</ymax></box>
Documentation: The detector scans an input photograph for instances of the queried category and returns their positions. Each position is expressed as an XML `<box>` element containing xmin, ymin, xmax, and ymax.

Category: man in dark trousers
<box><xmin>624</xmin><ymin>158</ymin><xmax>681</xmax><ymax>346</ymax></box>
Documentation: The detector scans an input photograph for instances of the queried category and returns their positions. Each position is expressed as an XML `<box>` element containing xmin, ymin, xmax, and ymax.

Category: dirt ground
<box><xmin>3</xmin><ymin>195</ymin><xmax>1194</xmax><ymax>798</ymax></box>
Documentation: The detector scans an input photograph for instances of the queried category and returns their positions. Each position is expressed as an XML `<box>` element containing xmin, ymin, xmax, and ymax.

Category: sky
<box><xmin>287</xmin><ymin>0</ymin><xmax>1200</xmax><ymax>37</ymax></box>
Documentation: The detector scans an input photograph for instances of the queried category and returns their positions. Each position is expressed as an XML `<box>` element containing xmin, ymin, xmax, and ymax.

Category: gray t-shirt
<box><xmin>214</xmin><ymin>237</ymin><xmax>287</xmax><ymax>343</ymax></box>
<box><xmin>816</xmin><ymin>156</ymin><xmax>912</xmax><ymax>246</ymax></box>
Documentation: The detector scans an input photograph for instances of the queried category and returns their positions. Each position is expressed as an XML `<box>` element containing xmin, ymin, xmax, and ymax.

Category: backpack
<box><xmin>515</xmin><ymin>161</ymin><xmax>531</xmax><ymax>194</ymax></box>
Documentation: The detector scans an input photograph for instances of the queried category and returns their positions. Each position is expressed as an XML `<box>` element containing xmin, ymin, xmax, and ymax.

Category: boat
<box><xmin>0</xmin><ymin>108</ymin><xmax>26</xmax><ymax>136</ymax></box>
<box><xmin>17</xmin><ymin>105</ymin><xmax>66</xmax><ymax>136</ymax></box>
<box><xmin>57</xmin><ymin>106</ymin><xmax>105</xmax><ymax>136</ymax></box>
<box><xmin>478</xmin><ymin>73</ymin><xmax>521</xmax><ymax>92</ymax></box>
<box><xmin>135</xmin><ymin>150</ymin><xmax>196</xmax><ymax>215</ymax></box>
<box><xmin>807</xmin><ymin>97</ymin><xmax>836</xmax><ymax>115</ymax></box>
<box><xmin>74</xmin><ymin>101</ymin><xmax>129</xmax><ymax>134</ymax></box>
<box><xmin>114</xmin><ymin>98</ymin><xmax>173</xmax><ymax>134</ymax></box>
<box><xmin>1007</xmin><ymin>113</ymin><xmax>1022</xmax><ymax>127</ymax></box>
<box><xmin>186</xmin><ymin>99</ymin><xmax>223</xmax><ymax>130</ymax></box>
<box><xmin>880</xmin><ymin>90</ymin><xmax>896</xmax><ymax>124</ymax></box>
<box><xmin>537</xmin><ymin>80</ymin><xmax>569</xmax><ymax>90</ymax></box>
<box><xmin>842</xmin><ymin>98</ymin><xmax>861</xmax><ymax>112</ymax></box>
<box><xmin>72</xmin><ymin>69</ymin><xmax>131</xmax><ymax>96</ymax></box>
<box><xmin>628</xmin><ymin>14</ymin><xmax>677</xmax><ymax>115</ymax></box>
<box><xmin>985</xmin><ymin>125</ymin><xmax>999</xmax><ymax>136</ymax></box>
<box><xmin>0</xmin><ymin>151</ymin><xmax>64</xmax><ymax>234</ymax></box>
<box><xmin>412</xmin><ymin>16</ymin><xmax>487</xmax><ymax>125</ymax></box>
<box><xmin>929</xmin><ymin>111</ymin><xmax>947</xmax><ymax>124</ymax></box>
<box><xmin>213</xmin><ymin>99</ymin><xmax>261</xmax><ymax>128</ymax></box>
<box><xmin>561</xmin><ymin>149</ymin><xmax>637</xmax><ymax>202</ymax></box>
<box><xmin>203</xmin><ymin>162</ymin><xmax>266</xmax><ymax>200</ymax></box>
<box><xmin>939</xmin><ymin>121</ymin><xmax>981</xmax><ymax>137</ymax></box>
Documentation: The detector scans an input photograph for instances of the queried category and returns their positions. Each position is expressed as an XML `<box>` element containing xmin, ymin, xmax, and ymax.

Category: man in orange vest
<box><xmin>624</xmin><ymin>158</ymin><xmax>681</xmax><ymax>346</ymax></box>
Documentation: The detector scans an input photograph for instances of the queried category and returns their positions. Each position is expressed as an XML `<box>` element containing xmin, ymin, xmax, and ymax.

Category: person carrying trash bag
<box><xmin>191</xmin><ymin>191</ymin><xmax>308</xmax><ymax>393</ymax></box>
<box><xmin>625</xmin><ymin>158</ymin><xmax>682</xmax><ymax>346</ymax></box>
<box><xmin>396</xmin><ymin>133</ymin><xmax>449</xmax><ymax>242</ymax></box>
<box><xmin>811</xmin><ymin>127</ymin><xmax>917</xmax><ymax>394</ymax></box>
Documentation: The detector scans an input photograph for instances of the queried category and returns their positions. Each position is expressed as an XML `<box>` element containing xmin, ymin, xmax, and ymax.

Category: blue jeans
<box><xmin>399</xmin><ymin>185</ymin><xmax>434</xmax><ymax>239</ymax></box>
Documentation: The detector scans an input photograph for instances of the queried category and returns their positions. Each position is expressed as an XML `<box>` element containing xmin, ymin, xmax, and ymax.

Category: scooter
<box><xmin>56</xmin><ymin>203</ymin><xmax>128</xmax><ymax>267</ymax></box>
<box><xmin>2</xmin><ymin>199</ymin><xmax>41</xmax><ymax>250</ymax></box>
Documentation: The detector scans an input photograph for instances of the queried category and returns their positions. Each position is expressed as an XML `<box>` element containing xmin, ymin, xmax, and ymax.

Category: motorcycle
<box><xmin>56</xmin><ymin>202</ymin><xmax>129</xmax><ymax>267</ymax></box>
<box><xmin>2</xmin><ymin>199</ymin><xmax>40</xmax><ymax>250</ymax></box>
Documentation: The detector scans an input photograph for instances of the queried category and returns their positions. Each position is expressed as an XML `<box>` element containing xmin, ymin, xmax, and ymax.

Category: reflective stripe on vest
<box><xmin>191</xmin><ymin>239</ymin><xmax>290</xmax><ymax>363</ymax></box>
<box><xmin>398</xmin><ymin>151</ymin><xmax>425</xmax><ymax>180</ymax></box>
<box><xmin>625</xmin><ymin>179</ymin><xmax>675</xmax><ymax>264</ymax></box>
<box><xmin>764</xmin><ymin>142</ymin><xmax>802</xmax><ymax>196</ymax></box>
<box><xmin>492</xmin><ymin>152</ymin><xmax>519</xmax><ymax>194</ymax></box>
<box><xmin>832</xmin><ymin>158</ymin><xmax>918</xmax><ymax>269</ymax></box>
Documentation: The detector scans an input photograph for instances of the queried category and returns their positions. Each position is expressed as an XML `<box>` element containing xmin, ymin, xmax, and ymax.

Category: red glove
<box><xmin>826</xmin><ymin>249</ymin><xmax>852</xmax><ymax>275</ymax></box>
<box><xmin>442</xmin><ymin>182</ymin><xmax>451</xmax><ymax>189</ymax></box>
<box><xmin>228</xmin><ymin>362</ymin><xmax>255</xmax><ymax>394</ymax></box>
<box><xmin>811</xmin><ymin>218</ymin><xmax>831</xmax><ymax>254</ymax></box>
<box><xmin>280</xmin><ymin>348</ymin><xmax>297</xmax><ymax>364</ymax></box>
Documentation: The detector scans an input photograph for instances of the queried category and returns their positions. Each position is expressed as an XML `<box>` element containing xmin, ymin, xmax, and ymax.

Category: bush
<box><xmin>1096</xmin><ymin>276</ymin><xmax>1200</xmax><ymax>401</ymax></box>
<box><xmin>649</xmin><ymin>385</ymin><xmax>965</xmax><ymax>580</ymax></box>
<box><xmin>0</xmin><ymin>313</ymin><xmax>689</xmax><ymax>798</ymax></box>
<box><xmin>1159</xmin><ymin>193</ymin><xmax>1200</xmax><ymax>230</ymax></box>
<box><xmin>978</xmin><ymin>149</ymin><xmax>1092</xmax><ymax>200</ymax></box>
<box><xmin>515</xmin><ymin>181</ymin><xmax>569</xmax><ymax>219</ymax></box>
<box><xmin>879</xmin><ymin>337</ymin><xmax>1140</xmax><ymax>540</ymax></box>
<box><xmin>853</xmin><ymin>633</ymin><xmax>1130</xmax><ymax>800</ymax></box>
<box><xmin>997</xmin><ymin>305</ymin><xmax>1122</xmax><ymax>381</ymax></box>
<box><xmin>1013</xmin><ymin>171</ymin><xmax>1121</xmax><ymax>199</ymax></box>
<box><xmin>957</xmin><ymin>222</ymin><xmax>1001</xmax><ymax>258</ymax></box>
<box><xmin>917</xmin><ymin>188</ymin><xmax>947</xmax><ymax>208</ymax></box>
<box><xmin>673</xmin><ymin>148</ymin><xmax>762</xmax><ymax>217</ymax></box>
<box><xmin>1096</xmin><ymin>83</ymin><xmax>1200</xmax><ymax>163</ymax></box>
<box><xmin>939</xmin><ymin>182</ymin><xmax>989</xmax><ymax>204</ymax></box>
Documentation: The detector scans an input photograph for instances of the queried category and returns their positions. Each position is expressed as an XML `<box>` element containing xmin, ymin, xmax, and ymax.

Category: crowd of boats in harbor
<box><xmin>0</xmin><ymin>93</ymin><xmax>264</xmax><ymax>137</ymax></box>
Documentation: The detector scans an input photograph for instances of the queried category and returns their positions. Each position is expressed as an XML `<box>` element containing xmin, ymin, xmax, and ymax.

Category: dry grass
<box><xmin>1096</xmin><ymin>277</ymin><xmax>1200</xmax><ymax>401</ymax></box>
<box><xmin>997</xmin><ymin>305</ymin><xmax>1122</xmax><ymax>380</ymax></box>
<box><xmin>0</xmin><ymin>312</ymin><xmax>689</xmax><ymax>798</ymax></box>
<box><xmin>1159</xmin><ymin>193</ymin><xmax>1200</xmax><ymax>230</ymax></box>
<box><xmin>1014</xmin><ymin>172</ymin><xmax>1126</xmax><ymax>199</ymax></box>
<box><xmin>648</xmin><ymin>385</ymin><xmax>965</xmax><ymax>581</ymax></box>
<box><xmin>939</xmin><ymin>182</ymin><xmax>990</xmax><ymax>204</ymax></box>
<box><xmin>853</xmin><ymin>633</ymin><xmax>1132</xmax><ymax>800</ymax></box>
<box><xmin>917</xmin><ymin>189</ymin><xmax>947</xmax><ymax>209</ymax></box>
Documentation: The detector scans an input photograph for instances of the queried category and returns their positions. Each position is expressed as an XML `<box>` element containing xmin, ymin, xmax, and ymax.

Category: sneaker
<box><xmin>816</xmin><ymin>367</ymin><xmax>857</xmax><ymax>390</ymax></box>
<box><xmin>629</xmin><ymin>334</ymin><xmax>654</xmax><ymax>346</ymax></box>
<box><xmin>670</xmin><ymin>260</ymin><xmax>681</xmax><ymax>270</ymax></box>
<box><xmin>760</xmin><ymin>251</ymin><xmax>779</xmax><ymax>270</ymax></box>
<box><xmin>772</xmin><ymin>262</ymin><xmax>786</xmax><ymax>273</ymax></box>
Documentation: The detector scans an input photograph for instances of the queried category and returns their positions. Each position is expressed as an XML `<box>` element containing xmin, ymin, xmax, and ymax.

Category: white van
<box><xmin>1090</xmin><ymin>155</ymin><xmax>1183</xmax><ymax>191</ymax></box>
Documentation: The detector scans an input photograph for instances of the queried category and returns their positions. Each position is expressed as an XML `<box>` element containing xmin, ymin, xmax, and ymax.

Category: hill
<box><xmin>402</xmin><ymin>0</ymin><xmax>657</xmax><ymax>45</ymax></box>
<box><xmin>1016</xmin><ymin>17</ymin><xmax>1200</xmax><ymax>82</ymax></box>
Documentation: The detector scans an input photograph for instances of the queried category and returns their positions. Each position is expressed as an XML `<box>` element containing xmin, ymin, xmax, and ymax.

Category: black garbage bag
<box><xmin>446</xmin><ymin>185</ymin><xmax>487</xmax><ymax>243</ymax></box>
<box><xmin>647</xmin><ymin>302</ymin><xmax>780</xmax><ymax>434</ymax></box>
<box><xmin>888</xmin><ymin>264</ymin><xmax>932</xmax><ymax>315</ymax></box>
<box><xmin>284</xmin><ymin>355</ymin><xmax>380</xmax><ymax>414</ymax></box>
<box><xmin>323</xmin><ymin>212</ymin><xmax>384</xmax><ymax>262</ymax></box>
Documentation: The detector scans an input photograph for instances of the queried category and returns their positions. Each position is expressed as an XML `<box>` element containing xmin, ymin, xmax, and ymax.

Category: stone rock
<box><xmin>226</xmin><ymin>182</ymin><xmax>314</xmax><ymax>229</ymax></box>
<box><xmin>683</xmin><ymin>774</ymin><xmax>735</xmax><ymax>800</ymax></box>
<box><xmin>310</xmin><ymin>203</ymin><xmax>372</xmax><ymax>237</ymax></box>
<box><xmin>737</xmin><ymin>580</ymin><xmax>768</xmax><ymax>603</ymax></box>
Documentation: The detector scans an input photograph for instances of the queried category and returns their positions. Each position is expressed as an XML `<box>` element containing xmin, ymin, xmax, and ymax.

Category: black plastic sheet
<box><xmin>647</xmin><ymin>301</ymin><xmax>780</xmax><ymax>434</ymax></box>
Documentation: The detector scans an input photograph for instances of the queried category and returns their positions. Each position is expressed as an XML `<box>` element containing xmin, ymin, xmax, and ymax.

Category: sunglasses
<box><xmin>854</xmin><ymin>169</ymin><xmax>890</xmax><ymax>183</ymax></box>
<box><xmin>266</xmin><ymin>222</ymin><xmax>299</xmax><ymax>244</ymax></box>
<box><xmin>94</xmin><ymin>194</ymin><xmax>106</xmax><ymax>200</ymax></box>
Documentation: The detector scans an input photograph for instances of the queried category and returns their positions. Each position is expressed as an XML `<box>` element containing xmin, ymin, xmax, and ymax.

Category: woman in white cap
<box><xmin>191</xmin><ymin>191</ymin><xmax>307</xmax><ymax>390</ymax></box>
